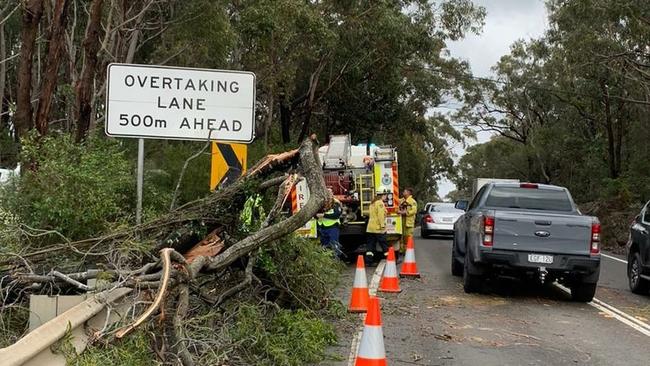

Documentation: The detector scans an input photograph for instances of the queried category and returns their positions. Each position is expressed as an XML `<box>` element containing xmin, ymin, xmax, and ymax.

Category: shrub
<box><xmin>3</xmin><ymin>132</ymin><xmax>132</xmax><ymax>241</ymax></box>
<box><xmin>231</xmin><ymin>305</ymin><xmax>336</xmax><ymax>366</ymax></box>
<box><xmin>257</xmin><ymin>235</ymin><xmax>343</xmax><ymax>311</ymax></box>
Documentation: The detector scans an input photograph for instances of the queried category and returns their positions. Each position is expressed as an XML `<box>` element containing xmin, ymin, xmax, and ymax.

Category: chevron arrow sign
<box><xmin>210</xmin><ymin>142</ymin><xmax>247</xmax><ymax>190</ymax></box>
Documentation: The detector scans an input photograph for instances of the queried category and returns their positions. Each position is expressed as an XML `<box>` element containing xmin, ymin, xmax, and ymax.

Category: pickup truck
<box><xmin>452</xmin><ymin>182</ymin><xmax>601</xmax><ymax>302</ymax></box>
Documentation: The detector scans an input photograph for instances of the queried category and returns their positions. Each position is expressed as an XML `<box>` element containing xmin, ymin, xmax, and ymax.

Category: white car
<box><xmin>420</xmin><ymin>202</ymin><xmax>463</xmax><ymax>238</ymax></box>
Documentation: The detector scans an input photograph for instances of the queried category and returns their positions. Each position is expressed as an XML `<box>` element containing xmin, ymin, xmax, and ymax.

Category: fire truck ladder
<box><xmin>358</xmin><ymin>173</ymin><xmax>375</xmax><ymax>217</ymax></box>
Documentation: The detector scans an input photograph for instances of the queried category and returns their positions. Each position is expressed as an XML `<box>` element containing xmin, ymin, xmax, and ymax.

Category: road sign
<box><xmin>210</xmin><ymin>143</ymin><xmax>247</xmax><ymax>189</ymax></box>
<box><xmin>105</xmin><ymin>63</ymin><xmax>256</xmax><ymax>143</ymax></box>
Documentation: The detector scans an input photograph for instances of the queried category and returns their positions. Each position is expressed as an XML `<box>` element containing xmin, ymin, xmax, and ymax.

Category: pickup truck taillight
<box><xmin>590</xmin><ymin>223</ymin><xmax>601</xmax><ymax>255</ymax></box>
<box><xmin>483</xmin><ymin>216</ymin><xmax>495</xmax><ymax>247</ymax></box>
<box><xmin>425</xmin><ymin>215</ymin><xmax>434</xmax><ymax>223</ymax></box>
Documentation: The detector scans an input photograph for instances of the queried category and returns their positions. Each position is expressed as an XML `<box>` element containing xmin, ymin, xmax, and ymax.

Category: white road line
<box><xmin>555</xmin><ymin>284</ymin><xmax>650</xmax><ymax>337</ymax></box>
<box><xmin>601</xmin><ymin>253</ymin><xmax>628</xmax><ymax>264</ymax></box>
<box><xmin>347</xmin><ymin>260</ymin><xmax>386</xmax><ymax>366</ymax></box>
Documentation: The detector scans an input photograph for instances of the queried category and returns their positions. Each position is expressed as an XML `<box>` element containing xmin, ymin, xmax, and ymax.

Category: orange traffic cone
<box><xmin>354</xmin><ymin>296</ymin><xmax>387</xmax><ymax>366</ymax></box>
<box><xmin>349</xmin><ymin>255</ymin><xmax>370</xmax><ymax>313</ymax></box>
<box><xmin>400</xmin><ymin>236</ymin><xmax>420</xmax><ymax>278</ymax></box>
<box><xmin>379</xmin><ymin>246</ymin><xmax>401</xmax><ymax>293</ymax></box>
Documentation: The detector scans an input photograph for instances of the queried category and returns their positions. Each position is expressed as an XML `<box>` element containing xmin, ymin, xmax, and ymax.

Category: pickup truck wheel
<box><xmin>463</xmin><ymin>255</ymin><xmax>482</xmax><ymax>293</ymax></box>
<box><xmin>628</xmin><ymin>252</ymin><xmax>650</xmax><ymax>294</ymax></box>
<box><xmin>451</xmin><ymin>243</ymin><xmax>463</xmax><ymax>277</ymax></box>
<box><xmin>570</xmin><ymin>282</ymin><xmax>597</xmax><ymax>302</ymax></box>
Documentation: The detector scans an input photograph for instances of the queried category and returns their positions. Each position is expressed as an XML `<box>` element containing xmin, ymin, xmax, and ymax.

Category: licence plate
<box><xmin>528</xmin><ymin>254</ymin><xmax>553</xmax><ymax>264</ymax></box>
<box><xmin>442</xmin><ymin>217</ymin><xmax>453</xmax><ymax>222</ymax></box>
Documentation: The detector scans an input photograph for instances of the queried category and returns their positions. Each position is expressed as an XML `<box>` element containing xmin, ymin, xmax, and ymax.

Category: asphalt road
<box><xmin>322</xmin><ymin>233</ymin><xmax>650</xmax><ymax>366</ymax></box>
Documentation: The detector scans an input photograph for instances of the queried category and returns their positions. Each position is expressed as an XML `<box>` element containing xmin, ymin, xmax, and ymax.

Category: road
<box><xmin>322</xmin><ymin>232</ymin><xmax>650</xmax><ymax>366</ymax></box>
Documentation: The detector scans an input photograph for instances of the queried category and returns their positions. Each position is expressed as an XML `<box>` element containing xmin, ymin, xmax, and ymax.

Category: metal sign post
<box><xmin>105</xmin><ymin>63</ymin><xmax>256</xmax><ymax>224</ymax></box>
<box><xmin>136</xmin><ymin>138</ymin><xmax>144</xmax><ymax>225</ymax></box>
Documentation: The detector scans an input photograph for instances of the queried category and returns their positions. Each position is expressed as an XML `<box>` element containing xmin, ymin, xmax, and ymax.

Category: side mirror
<box><xmin>455</xmin><ymin>200</ymin><xmax>469</xmax><ymax>211</ymax></box>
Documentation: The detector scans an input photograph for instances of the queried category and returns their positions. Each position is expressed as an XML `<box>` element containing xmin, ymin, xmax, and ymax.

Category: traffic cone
<box><xmin>354</xmin><ymin>296</ymin><xmax>387</xmax><ymax>366</ymax></box>
<box><xmin>349</xmin><ymin>255</ymin><xmax>370</xmax><ymax>313</ymax></box>
<box><xmin>379</xmin><ymin>246</ymin><xmax>401</xmax><ymax>293</ymax></box>
<box><xmin>400</xmin><ymin>236</ymin><xmax>420</xmax><ymax>278</ymax></box>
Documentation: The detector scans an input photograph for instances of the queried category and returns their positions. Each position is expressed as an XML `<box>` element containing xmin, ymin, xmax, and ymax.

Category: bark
<box><xmin>297</xmin><ymin>60</ymin><xmax>326</xmax><ymax>142</ymax></box>
<box><xmin>74</xmin><ymin>0</ymin><xmax>104</xmax><ymax>142</ymax></box>
<box><xmin>279</xmin><ymin>91</ymin><xmax>291</xmax><ymax>143</ymax></box>
<box><xmin>34</xmin><ymin>0</ymin><xmax>71</xmax><ymax>136</ymax></box>
<box><xmin>600</xmin><ymin>81</ymin><xmax>619</xmax><ymax>178</ymax></box>
<box><xmin>15</xmin><ymin>0</ymin><xmax>44</xmax><ymax>139</ymax></box>
<box><xmin>264</xmin><ymin>87</ymin><xmax>274</xmax><ymax>150</ymax></box>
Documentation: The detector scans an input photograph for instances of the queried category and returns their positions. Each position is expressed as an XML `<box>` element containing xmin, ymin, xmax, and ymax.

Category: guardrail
<box><xmin>0</xmin><ymin>288</ymin><xmax>132</xmax><ymax>366</ymax></box>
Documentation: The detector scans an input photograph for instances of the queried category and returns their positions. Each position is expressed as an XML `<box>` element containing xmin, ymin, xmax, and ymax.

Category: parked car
<box><xmin>452</xmin><ymin>182</ymin><xmax>601</xmax><ymax>302</ymax></box>
<box><xmin>626</xmin><ymin>202</ymin><xmax>650</xmax><ymax>294</ymax></box>
<box><xmin>420</xmin><ymin>203</ymin><xmax>463</xmax><ymax>238</ymax></box>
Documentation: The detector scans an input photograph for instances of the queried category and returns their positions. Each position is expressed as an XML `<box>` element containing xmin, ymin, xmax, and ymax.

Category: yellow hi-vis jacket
<box><xmin>401</xmin><ymin>196</ymin><xmax>417</xmax><ymax>228</ymax></box>
<box><xmin>366</xmin><ymin>200</ymin><xmax>386</xmax><ymax>233</ymax></box>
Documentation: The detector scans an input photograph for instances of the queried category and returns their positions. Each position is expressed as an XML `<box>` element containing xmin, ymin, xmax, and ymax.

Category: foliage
<box><xmin>257</xmin><ymin>235</ymin><xmax>343</xmax><ymax>311</ymax></box>
<box><xmin>0</xmin><ymin>305</ymin><xmax>29</xmax><ymax>348</ymax></box>
<box><xmin>230</xmin><ymin>305</ymin><xmax>336</xmax><ymax>366</ymax></box>
<box><xmin>0</xmin><ymin>205</ymin><xmax>23</xmax><ymax>254</ymax></box>
<box><xmin>1</xmin><ymin>132</ymin><xmax>132</xmax><ymax>241</ymax></box>
<box><xmin>67</xmin><ymin>331</ymin><xmax>158</xmax><ymax>366</ymax></box>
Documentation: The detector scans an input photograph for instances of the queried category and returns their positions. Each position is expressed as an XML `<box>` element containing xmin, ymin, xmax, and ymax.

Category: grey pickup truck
<box><xmin>452</xmin><ymin>182</ymin><xmax>601</xmax><ymax>302</ymax></box>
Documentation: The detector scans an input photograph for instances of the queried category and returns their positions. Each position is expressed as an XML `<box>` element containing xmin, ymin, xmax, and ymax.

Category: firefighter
<box><xmin>399</xmin><ymin>188</ymin><xmax>417</xmax><ymax>257</ymax></box>
<box><xmin>365</xmin><ymin>192</ymin><xmax>389</xmax><ymax>263</ymax></box>
<box><xmin>316</xmin><ymin>189</ymin><xmax>345</xmax><ymax>259</ymax></box>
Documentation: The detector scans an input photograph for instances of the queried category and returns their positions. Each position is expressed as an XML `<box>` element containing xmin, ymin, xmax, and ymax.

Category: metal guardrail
<box><xmin>0</xmin><ymin>288</ymin><xmax>132</xmax><ymax>366</ymax></box>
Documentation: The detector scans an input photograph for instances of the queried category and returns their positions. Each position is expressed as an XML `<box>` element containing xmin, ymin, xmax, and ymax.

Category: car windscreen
<box><xmin>430</xmin><ymin>205</ymin><xmax>459</xmax><ymax>213</ymax></box>
<box><xmin>484</xmin><ymin>187</ymin><xmax>574</xmax><ymax>211</ymax></box>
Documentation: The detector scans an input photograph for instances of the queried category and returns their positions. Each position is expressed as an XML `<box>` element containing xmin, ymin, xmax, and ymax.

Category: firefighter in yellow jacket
<box><xmin>399</xmin><ymin>188</ymin><xmax>417</xmax><ymax>256</ymax></box>
<box><xmin>365</xmin><ymin>192</ymin><xmax>389</xmax><ymax>263</ymax></box>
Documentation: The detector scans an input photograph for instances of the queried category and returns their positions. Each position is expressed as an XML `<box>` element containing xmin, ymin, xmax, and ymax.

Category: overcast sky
<box><xmin>436</xmin><ymin>0</ymin><xmax>549</xmax><ymax>199</ymax></box>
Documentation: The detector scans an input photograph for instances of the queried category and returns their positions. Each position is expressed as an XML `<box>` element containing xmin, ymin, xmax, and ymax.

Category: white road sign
<box><xmin>106</xmin><ymin>64</ymin><xmax>256</xmax><ymax>142</ymax></box>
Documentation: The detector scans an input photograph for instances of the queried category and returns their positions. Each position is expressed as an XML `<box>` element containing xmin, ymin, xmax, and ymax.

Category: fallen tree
<box><xmin>0</xmin><ymin>136</ymin><xmax>337</xmax><ymax>365</ymax></box>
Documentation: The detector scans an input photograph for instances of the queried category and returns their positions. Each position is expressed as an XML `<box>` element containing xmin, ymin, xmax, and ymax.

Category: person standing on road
<box><xmin>316</xmin><ymin>189</ymin><xmax>345</xmax><ymax>259</ymax></box>
<box><xmin>365</xmin><ymin>192</ymin><xmax>389</xmax><ymax>263</ymax></box>
<box><xmin>399</xmin><ymin>188</ymin><xmax>417</xmax><ymax>257</ymax></box>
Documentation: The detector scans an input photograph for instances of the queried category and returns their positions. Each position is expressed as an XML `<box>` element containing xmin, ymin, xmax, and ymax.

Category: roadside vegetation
<box><xmin>448</xmin><ymin>0</ymin><xmax>650</xmax><ymax>252</ymax></box>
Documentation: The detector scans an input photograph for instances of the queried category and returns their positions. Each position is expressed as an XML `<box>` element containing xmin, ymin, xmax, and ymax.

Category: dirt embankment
<box><xmin>580</xmin><ymin>201</ymin><xmax>642</xmax><ymax>255</ymax></box>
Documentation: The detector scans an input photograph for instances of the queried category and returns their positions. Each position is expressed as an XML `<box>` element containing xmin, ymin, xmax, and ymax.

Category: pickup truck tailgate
<box><xmin>492</xmin><ymin>211</ymin><xmax>592</xmax><ymax>255</ymax></box>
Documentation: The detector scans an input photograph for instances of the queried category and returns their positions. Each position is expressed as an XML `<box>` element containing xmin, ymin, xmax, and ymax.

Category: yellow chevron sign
<box><xmin>210</xmin><ymin>142</ymin><xmax>247</xmax><ymax>190</ymax></box>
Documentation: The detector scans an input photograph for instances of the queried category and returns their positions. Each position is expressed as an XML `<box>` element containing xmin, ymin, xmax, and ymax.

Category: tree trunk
<box><xmin>15</xmin><ymin>0</ymin><xmax>44</xmax><ymax>139</ymax></box>
<box><xmin>75</xmin><ymin>0</ymin><xmax>104</xmax><ymax>142</ymax></box>
<box><xmin>600</xmin><ymin>81</ymin><xmax>618</xmax><ymax>179</ymax></box>
<box><xmin>264</xmin><ymin>88</ymin><xmax>274</xmax><ymax>150</ymax></box>
<box><xmin>34</xmin><ymin>0</ymin><xmax>70</xmax><ymax>136</ymax></box>
<box><xmin>279</xmin><ymin>91</ymin><xmax>291</xmax><ymax>144</ymax></box>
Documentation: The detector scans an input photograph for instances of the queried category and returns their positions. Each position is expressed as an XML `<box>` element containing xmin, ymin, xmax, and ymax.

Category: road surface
<box><xmin>322</xmin><ymin>232</ymin><xmax>650</xmax><ymax>365</ymax></box>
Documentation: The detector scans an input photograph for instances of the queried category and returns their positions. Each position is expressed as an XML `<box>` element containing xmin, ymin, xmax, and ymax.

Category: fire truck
<box><xmin>291</xmin><ymin>135</ymin><xmax>402</xmax><ymax>256</ymax></box>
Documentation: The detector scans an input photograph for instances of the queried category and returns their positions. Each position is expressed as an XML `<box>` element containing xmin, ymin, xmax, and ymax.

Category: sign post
<box><xmin>105</xmin><ymin>63</ymin><xmax>256</xmax><ymax>223</ymax></box>
<box><xmin>136</xmin><ymin>139</ymin><xmax>144</xmax><ymax>224</ymax></box>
